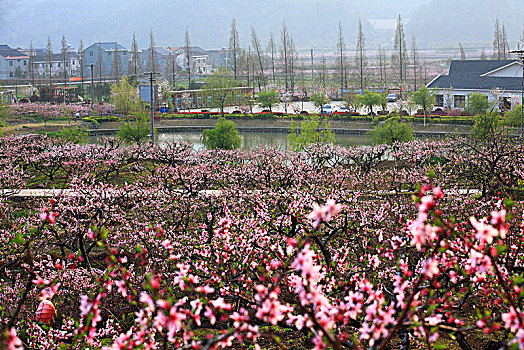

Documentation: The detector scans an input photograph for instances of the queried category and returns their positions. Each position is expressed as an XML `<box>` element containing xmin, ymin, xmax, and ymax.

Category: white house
<box><xmin>427</xmin><ymin>60</ymin><xmax>523</xmax><ymax>111</ymax></box>
<box><xmin>0</xmin><ymin>45</ymin><xmax>29</xmax><ymax>80</ymax></box>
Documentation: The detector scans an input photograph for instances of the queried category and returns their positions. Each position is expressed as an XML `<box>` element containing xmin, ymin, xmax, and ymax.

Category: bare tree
<box><xmin>78</xmin><ymin>40</ymin><xmax>84</xmax><ymax>97</ymax></box>
<box><xmin>111</xmin><ymin>43</ymin><xmax>122</xmax><ymax>80</ymax></box>
<box><xmin>45</xmin><ymin>36</ymin><xmax>53</xmax><ymax>86</ymax></box>
<box><xmin>96</xmin><ymin>46</ymin><xmax>104</xmax><ymax>82</ymax></box>
<box><xmin>267</xmin><ymin>32</ymin><xmax>277</xmax><ymax>84</ymax></box>
<box><xmin>165</xmin><ymin>53</ymin><xmax>177</xmax><ymax>89</ymax></box>
<box><xmin>185</xmin><ymin>28</ymin><xmax>192</xmax><ymax>87</ymax></box>
<box><xmin>378</xmin><ymin>45</ymin><xmax>388</xmax><ymax>89</ymax></box>
<box><xmin>289</xmin><ymin>37</ymin><xmax>297</xmax><ymax>92</ymax></box>
<box><xmin>480</xmin><ymin>48</ymin><xmax>487</xmax><ymax>60</ymax></box>
<box><xmin>521</xmin><ymin>25</ymin><xmax>524</xmax><ymax>50</ymax></box>
<box><xmin>250</xmin><ymin>26</ymin><xmax>265</xmax><ymax>89</ymax></box>
<box><xmin>318</xmin><ymin>54</ymin><xmax>327</xmax><ymax>89</ymax></box>
<box><xmin>391</xmin><ymin>15</ymin><xmax>407</xmax><ymax>94</ymax></box>
<box><xmin>280</xmin><ymin>20</ymin><xmax>290</xmax><ymax>91</ymax></box>
<box><xmin>492</xmin><ymin>19</ymin><xmax>509</xmax><ymax>59</ymax></box>
<box><xmin>130</xmin><ymin>33</ymin><xmax>141</xmax><ymax>76</ymax></box>
<box><xmin>335</xmin><ymin>21</ymin><xmax>347</xmax><ymax>90</ymax></box>
<box><xmin>28</xmin><ymin>41</ymin><xmax>35</xmax><ymax>86</ymax></box>
<box><xmin>354</xmin><ymin>19</ymin><xmax>367</xmax><ymax>90</ymax></box>
<box><xmin>229</xmin><ymin>19</ymin><xmax>240</xmax><ymax>80</ymax></box>
<box><xmin>501</xmin><ymin>23</ymin><xmax>510</xmax><ymax>59</ymax></box>
<box><xmin>459</xmin><ymin>43</ymin><xmax>466</xmax><ymax>60</ymax></box>
<box><xmin>60</xmin><ymin>35</ymin><xmax>69</xmax><ymax>87</ymax></box>
<box><xmin>146</xmin><ymin>29</ymin><xmax>159</xmax><ymax>74</ymax></box>
<box><xmin>411</xmin><ymin>35</ymin><xmax>419</xmax><ymax>91</ymax></box>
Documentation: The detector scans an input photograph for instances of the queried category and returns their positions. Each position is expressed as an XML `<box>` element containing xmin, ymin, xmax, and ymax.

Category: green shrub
<box><xmin>288</xmin><ymin>115</ymin><xmax>335</xmax><ymax>151</ymax></box>
<box><xmin>369</xmin><ymin>117</ymin><xmax>414</xmax><ymax>145</ymax></box>
<box><xmin>56</xmin><ymin>126</ymin><xmax>88</xmax><ymax>143</ymax></box>
<box><xmin>201</xmin><ymin>117</ymin><xmax>241</xmax><ymax>150</ymax></box>
<box><xmin>118</xmin><ymin>115</ymin><xmax>151</xmax><ymax>145</ymax></box>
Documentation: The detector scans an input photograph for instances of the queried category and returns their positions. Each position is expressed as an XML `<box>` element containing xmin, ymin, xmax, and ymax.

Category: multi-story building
<box><xmin>139</xmin><ymin>47</ymin><xmax>173</xmax><ymax>76</ymax></box>
<box><xmin>0</xmin><ymin>44</ymin><xmax>29</xmax><ymax>80</ymax></box>
<box><xmin>82</xmin><ymin>42</ymin><xmax>128</xmax><ymax>78</ymax></box>
<box><xmin>30</xmin><ymin>48</ymin><xmax>80</xmax><ymax>79</ymax></box>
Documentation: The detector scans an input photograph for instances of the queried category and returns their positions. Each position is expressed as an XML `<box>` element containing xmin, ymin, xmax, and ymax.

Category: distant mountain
<box><xmin>0</xmin><ymin>0</ymin><xmax>522</xmax><ymax>51</ymax></box>
<box><xmin>406</xmin><ymin>0</ymin><xmax>524</xmax><ymax>49</ymax></box>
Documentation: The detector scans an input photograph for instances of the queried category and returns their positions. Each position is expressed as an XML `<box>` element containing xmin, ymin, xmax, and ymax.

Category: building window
<box><xmin>58</xmin><ymin>63</ymin><xmax>61</xmax><ymax>67</ymax></box>
<box><xmin>9</xmin><ymin>72</ymin><xmax>13</xmax><ymax>77</ymax></box>
<box><xmin>108</xmin><ymin>62</ymin><xmax>111</xmax><ymax>67</ymax></box>
<box><xmin>108</xmin><ymin>52</ymin><xmax>111</xmax><ymax>56</ymax></box>
<box><xmin>72</xmin><ymin>61</ymin><xmax>75</xmax><ymax>65</ymax></box>
<box><xmin>123</xmin><ymin>62</ymin><xmax>126</xmax><ymax>66</ymax></box>
<box><xmin>9</xmin><ymin>61</ymin><xmax>13</xmax><ymax>66</ymax></box>
<box><xmin>435</xmin><ymin>95</ymin><xmax>444</xmax><ymax>107</ymax></box>
<box><xmin>123</xmin><ymin>52</ymin><xmax>126</xmax><ymax>56</ymax></box>
<box><xmin>23</xmin><ymin>60</ymin><xmax>27</xmax><ymax>66</ymax></box>
<box><xmin>90</xmin><ymin>52</ymin><xmax>93</xmax><ymax>57</ymax></box>
<box><xmin>41</xmin><ymin>63</ymin><xmax>44</xmax><ymax>68</ymax></box>
<box><xmin>454</xmin><ymin>95</ymin><xmax>465</xmax><ymax>108</ymax></box>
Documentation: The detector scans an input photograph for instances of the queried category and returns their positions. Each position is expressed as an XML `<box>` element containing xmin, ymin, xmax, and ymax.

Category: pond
<box><xmin>154</xmin><ymin>131</ymin><xmax>371</xmax><ymax>150</ymax></box>
<box><xmin>89</xmin><ymin>131</ymin><xmax>372</xmax><ymax>150</ymax></box>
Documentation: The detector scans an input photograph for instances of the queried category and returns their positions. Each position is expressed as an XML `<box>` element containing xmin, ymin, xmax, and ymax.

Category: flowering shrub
<box><xmin>8</xmin><ymin>103</ymin><xmax>115</xmax><ymax>120</ymax></box>
<box><xmin>1</xmin><ymin>134</ymin><xmax>524</xmax><ymax>348</ymax></box>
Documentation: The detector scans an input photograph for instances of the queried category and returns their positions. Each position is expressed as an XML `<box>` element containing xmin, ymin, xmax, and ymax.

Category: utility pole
<box><xmin>90</xmin><ymin>64</ymin><xmax>94</xmax><ymax>108</ymax></box>
<box><xmin>510</xmin><ymin>49</ymin><xmax>524</xmax><ymax>138</ymax></box>
<box><xmin>144</xmin><ymin>71</ymin><xmax>159</xmax><ymax>145</ymax></box>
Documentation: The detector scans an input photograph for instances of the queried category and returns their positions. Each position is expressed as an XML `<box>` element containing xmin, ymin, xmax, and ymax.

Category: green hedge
<box><xmin>82</xmin><ymin>115</ymin><xmax>121</xmax><ymax>124</ymax></box>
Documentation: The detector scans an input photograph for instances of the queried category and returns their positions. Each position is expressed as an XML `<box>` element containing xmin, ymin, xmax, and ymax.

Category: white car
<box><xmin>322</xmin><ymin>105</ymin><xmax>332</xmax><ymax>114</ymax></box>
<box><xmin>386</xmin><ymin>94</ymin><xmax>397</xmax><ymax>102</ymax></box>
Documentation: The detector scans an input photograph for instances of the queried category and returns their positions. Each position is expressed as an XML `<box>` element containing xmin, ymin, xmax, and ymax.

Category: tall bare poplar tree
<box><xmin>492</xmin><ymin>19</ymin><xmax>509</xmax><ymax>59</ymax></box>
<box><xmin>130</xmin><ymin>33</ymin><xmax>141</xmax><ymax>76</ymax></box>
<box><xmin>60</xmin><ymin>35</ymin><xmax>69</xmax><ymax>87</ymax></box>
<box><xmin>336</xmin><ymin>21</ymin><xmax>347</xmax><ymax>89</ymax></box>
<box><xmin>78</xmin><ymin>40</ymin><xmax>84</xmax><ymax>96</ymax></box>
<box><xmin>45</xmin><ymin>36</ymin><xmax>53</xmax><ymax>86</ymax></box>
<box><xmin>391</xmin><ymin>15</ymin><xmax>407</xmax><ymax>93</ymax></box>
<box><xmin>111</xmin><ymin>44</ymin><xmax>122</xmax><ymax>80</ymax></box>
<box><xmin>411</xmin><ymin>35</ymin><xmax>419</xmax><ymax>91</ymax></box>
<box><xmin>280</xmin><ymin>20</ymin><xmax>290</xmax><ymax>91</ymax></box>
<box><xmin>521</xmin><ymin>25</ymin><xmax>524</xmax><ymax>50</ymax></box>
<box><xmin>28</xmin><ymin>41</ymin><xmax>35</xmax><ymax>85</ymax></box>
<box><xmin>267</xmin><ymin>32</ymin><xmax>277</xmax><ymax>84</ymax></box>
<box><xmin>146</xmin><ymin>30</ymin><xmax>159</xmax><ymax>74</ymax></box>
<box><xmin>319</xmin><ymin>55</ymin><xmax>327</xmax><ymax>89</ymax></box>
<box><xmin>228</xmin><ymin>19</ymin><xmax>240</xmax><ymax>79</ymax></box>
<box><xmin>251</xmin><ymin>26</ymin><xmax>265</xmax><ymax>88</ymax></box>
<box><xmin>354</xmin><ymin>19</ymin><xmax>367</xmax><ymax>90</ymax></box>
<box><xmin>165</xmin><ymin>53</ymin><xmax>177</xmax><ymax>88</ymax></box>
<box><xmin>378</xmin><ymin>45</ymin><xmax>387</xmax><ymax>89</ymax></box>
<box><xmin>185</xmin><ymin>28</ymin><xmax>192</xmax><ymax>87</ymax></box>
<box><xmin>501</xmin><ymin>24</ymin><xmax>509</xmax><ymax>59</ymax></box>
<box><xmin>459</xmin><ymin>43</ymin><xmax>466</xmax><ymax>60</ymax></box>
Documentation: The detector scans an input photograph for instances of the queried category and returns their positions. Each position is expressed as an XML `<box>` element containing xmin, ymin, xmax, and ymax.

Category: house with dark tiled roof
<box><xmin>427</xmin><ymin>60</ymin><xmax>523</xmax><ymax>111</ymax></box>
<box><xmin>82</xmin><ymin>42</ymin><xmax>128</xmax><ymax>77</ymax></box>
<box><xmin>27</xmin><ymin>48</ymin><xmax>80</xmax><ymax>79</ymax></box>
<box><xmin>0</xmin><ymin>44</ymin><xmax>29</xmax><ymax>80</ymax></box>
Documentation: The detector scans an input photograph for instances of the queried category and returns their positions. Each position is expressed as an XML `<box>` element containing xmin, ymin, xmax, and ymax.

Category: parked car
<box><xmin>334</xmin><ymin>106</ymin><xmax>348</xmax><ymax>113</ymax></box>
<box><xmin>322</xmin><ymin>105</ymin><xmax>332</xmax><ymax>113</ymax></box>
<box><xmin>386</xmin><ymin>94</ymin><xmax>397</xmax><ymax>102</ymax></box>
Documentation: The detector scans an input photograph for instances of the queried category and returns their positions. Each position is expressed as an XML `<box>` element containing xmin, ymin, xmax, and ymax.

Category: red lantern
<box><xmin>36</xmin><ymin>300</ymin><xmax>56</xmax><ymax>325</ymax></box>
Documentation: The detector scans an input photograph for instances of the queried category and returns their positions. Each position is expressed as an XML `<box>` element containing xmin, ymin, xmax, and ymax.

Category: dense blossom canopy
<box><xmin>1</xmin><ymin>134</ymin><xmax>524</xmax><ymax>349</ymax></box>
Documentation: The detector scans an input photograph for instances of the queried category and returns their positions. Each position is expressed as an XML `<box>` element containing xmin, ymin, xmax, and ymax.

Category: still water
<box><xmin>155</xmin><ymin>131</ymin><xmax>371</xmax><ymax>150</ymax></box>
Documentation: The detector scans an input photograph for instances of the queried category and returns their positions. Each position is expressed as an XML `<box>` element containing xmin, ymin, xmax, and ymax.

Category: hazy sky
<box><xmin>1</xmin><ymin>0</ymin><xmax>522</xmax><ymax>51</ymax></box>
